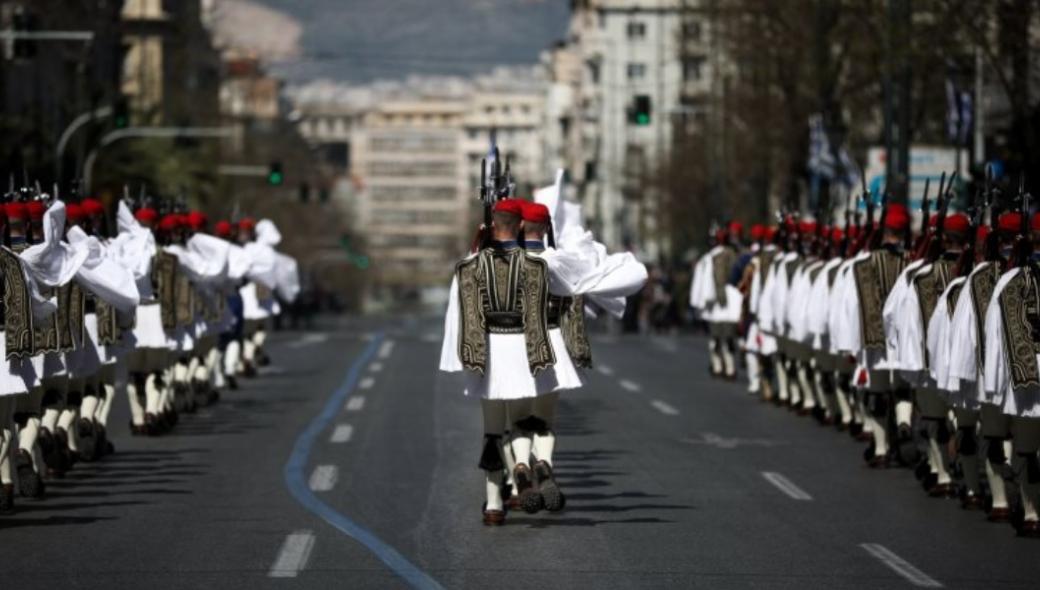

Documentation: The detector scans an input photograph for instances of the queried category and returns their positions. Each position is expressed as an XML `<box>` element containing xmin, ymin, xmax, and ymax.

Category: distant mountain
<box><xmin>249</xmin><ymin>0</ymin><xmax>570</xmax><ymax>83</ymax></box>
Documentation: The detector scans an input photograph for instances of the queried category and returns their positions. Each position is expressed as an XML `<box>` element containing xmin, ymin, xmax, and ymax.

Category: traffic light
<box><xmin>113</xmin><ymin>97</ymin><xmax>130</xmax><ymax>129</ymax></box>
<box><xmin>12</xmin><ymin>11</ymin><xmax>37</xmax><ymax>59</ymax></box>
<box><xmin>319</xmin><ymin>187</ymin><xmax>330</xmax><ymax>203</ymax></box>
<box><xmin>631</xmin><ymin>95</ymin><xmax>652</xmax><ymax>126</ymax></box>
<box><xmin>299</xmin><ymin>182</ymin><xmax>310</xmax><ymax>203</ymax></box>
<box><xmin>267</xmin><ymin>161</ymin><xmax>284</xmax><ymax>186</ymax></box>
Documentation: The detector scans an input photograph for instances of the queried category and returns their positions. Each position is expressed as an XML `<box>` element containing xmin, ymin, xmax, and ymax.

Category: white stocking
<box><xmin>532</xmin><ymin>392</ymin><xmax>559</xmax><ymax>465</ymax></box>
<box><xmin>224</xmin><ymin>340</ymin><xmax>242</xmax><ymax>376</ymax></box>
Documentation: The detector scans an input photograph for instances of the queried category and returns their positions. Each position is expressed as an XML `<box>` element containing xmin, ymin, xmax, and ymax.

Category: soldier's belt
<box><xmin>484</xmin><ymin>311</ymin><xmax>524</xmax><ymax>334</ymax></box>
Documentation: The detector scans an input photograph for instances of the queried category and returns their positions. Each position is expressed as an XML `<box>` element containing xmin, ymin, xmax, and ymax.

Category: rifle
<box><xmin>926</xmin><ymin>175</ymin><xmax>953</xmax><ymax>263</ymax></box>
<box><xmin>914</xmin><ymin>177</ymin><xmax>934</xmax><ymax>259</ymax></box>
<box><xmin>982</xmin><ymin>165</ymin><xmax>1002</xmax><ymax>263</ymax></box>
<box><xmin>1012</xmin><ymin>174</ymin><xmax>1033</xmax><ymax>268</ymax></box>
<box><xmin>910</xmin><ymin>178</ymin><xmax>930</xmax><ymax>252</ymax></box>
<box><xmin>871</xmin><ymin>192</ymin><xmax>890</xmax><ymax>250</ymax></box>
<box><xmin>957</xmin><ymin>185</ymin><xmax>984</xmax><ymax>277</ymax></box>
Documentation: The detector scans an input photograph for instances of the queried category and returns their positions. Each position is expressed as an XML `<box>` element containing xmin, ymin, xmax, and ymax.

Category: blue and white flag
<box><xmin>808</xmin><ymin>114</ymin><xmax>836</xmax><ymax>180</ymax></box>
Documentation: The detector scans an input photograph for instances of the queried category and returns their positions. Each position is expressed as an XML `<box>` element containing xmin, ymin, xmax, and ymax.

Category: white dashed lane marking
<box><xmin>330</xmin><ymin>424</ymin><xmax>354</xmax><ymax>443</ymax></box>
<box><xmin>268</xmin><ymin>531</ymin><xmax>315</xmax><ymax>578</ymax></box>
<box><xmin>650</xmin><ymin>400</ymin><xmax>679</xmax><ymax>415</ymax></box>
<box><xmin>619</xmin><ymin>379</ymin><xmax>641</xmax><ymax>392</ymax></box>
<box><xmin>308</xmin><ymin>465</ymin><xmax>338</xmax><ymax>492</ymax></box>
<box><xmin>345</xmin><ymin>396</ymin><xmax>366</xmax><ymax>412</ymax></box>
<box><xmin>761</xmin><ymin>471</ymin><xmax>813</xmax><ymax>501</ymax></box>
<box><xmin>378</xmin><ymin>340</ymin><xmax>395</xmax><ymax>359</ymax></box>
<box><xmin>359</xmin><ymin>377</ymin><xmax>375</xmax><ymax>390</ymax></box>
<box><xmin>287</xmin><ymin>333</ymin><xmax>329</xmax><ymax>349</ymax></box>
<box><xmin>369</xmin><ymin>362</ymin><xmax>384</xmax><ymax>372</ymax></box>
<box><xmin>596</xmin><ymin>365</ymin><xmax>615</xmax><ymax>376</ymax></box>
<box><xmin>860</xmin><ymin>543</ymin><xmax>943</xmax><ymax>588</ymax></box>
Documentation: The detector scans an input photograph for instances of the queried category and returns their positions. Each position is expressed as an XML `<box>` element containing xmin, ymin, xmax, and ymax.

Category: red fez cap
<box><xmin>81</xmin><ymin>198</ymin><xmax>105</xmax><ymax>217</ymax></box>
<box><xmin>884</xmin><ymin>204</ymin><xmax>910</xmax><ymax>231</ymax></box>
<box><xmin>847</xmin><ymin>226</ymin><xmax>859</xmax><ymax>240</ymax></box>
<box><xmin>976</xmin><ymin>225</ymin><xmax>991</xmax><ymax>243</ymax></box>
<box><xmin>749</xmin><ymin>224</ymin><xmax>765</xmax><ymax>241</ymax></box>
<box><xmin>65</xmin><ymin>203</ymin><xmax>85</xmax><ymax>223</ymax></box>
<box><xmin>1032</xmin><ymin>212</ymin><xmax>1040</xmax><ymax>232</ymax></box>
<box><xmin>943</xmin><ymin>213</ymin><xmax>970</xmax><ymax>234</ymax></box>
<box><xmin>27</xmin><ymin>201</ymin><xmax>46</xmax><ymax>221</ymax></box>
<box><xmin>493</xmin><ymin>199</ymin><xmax>523</xmax><ymax>217</ymax></box>
<box><xmin>520</xmin><ymin>202</ymin><xmax>551</xmax><ymax>224</ymax></box>
<box><xmin>215</xmin><ymin>220</ymin><xmax>233</xmax><ymax>238</ymax></box>
<box><xmin>998</xmin><ymin>212</ymin><xmax>1022</xmax><ymax>233</ymax></box>
<box><xmin>135</xmin><ymin>207</ymin><xmax>158</xmax><ymax>224</ymax></box>
<box><xmin>186</xmin><ymin>211</ymin><xmax>208</xmax><ymax>231</ymax></box>
<box><xmin>238</xmin><ymin>217</ymin><xmax>256</xmax><ymax>231</ymax></box>
<box><xmin>728</xmin><ymin>221</ymin><xmax>744</xmax><ymax>238</ymax></box>
<box><xmin>4</xmin><ymin>202</ymin><xmax>27</xmax><ymax>221</ymax></box>
<box><xmin>928</xmin><ymin>213</ymin><xmax>939</xmax><ymax>228</ymax></box>
<box><xmin>831</xmin><ymin>227</ymin><xmax>844</xmax><ymax>244</ymax></box>
<box><xmin>159</xmin><ymin>214</ymin><xmax>181</xmax><ymax>232</ymax></box>
<box><xmin>798</xmin><ymin>220</ymin><xmax>816</xmax><ymax>234</ymax></box>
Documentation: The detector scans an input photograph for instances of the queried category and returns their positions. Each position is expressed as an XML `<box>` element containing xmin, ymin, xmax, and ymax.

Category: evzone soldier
<box><xmin>440</xmin><ymin>197</ymin><xmax>646</xmax><ymax>525</ymax></box>
<box><xmin>981</xmin><ymin>210</ymin><xmax>1040</xmax><ymax>537</ymax></box>
<box><xmin>891</xmin><ymin>211</ymin><xmax>970</xmax><ymax>495</ymax></box>
<box><xmin>806</xmin><ymin>227</ymin><xmax>853</xmax><ymax>426</ymax></box>
<box><xmin>740</xmin><ymin>225</ymin><xmax>778</xmax><ymax>400</ymax></box>
<box><xmin>758</xmin><ymin>218</ymin><xmax>803</xmax><ymax>408</ymax></box>
<box><xmin>783</xmin><ymin>220</ymin><xmax>824</xmax><ymax>416</ymax></box>
<box><xmin>946</xmin><ymin>211</ymin><xmax>1021</xmax><ymax>522</ymax></box>
<box><xmin>690</xmin><ymin>223</ymin><xmax>743</xmax><ymax>381</ymax></box>
<box><xmin>833</xmin><ymin>203</ymin><xmax>909</xmax><ymax>467</ymax></box>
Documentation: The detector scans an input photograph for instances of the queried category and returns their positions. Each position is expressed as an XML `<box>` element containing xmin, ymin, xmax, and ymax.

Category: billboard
<box><xmin>862</xmin><ymin>146</ymin><xmax>971</xmax><ymax>223</ymax></box>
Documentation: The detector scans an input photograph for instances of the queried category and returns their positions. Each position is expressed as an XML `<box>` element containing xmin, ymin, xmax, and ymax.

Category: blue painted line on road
<box><xmin>284</xmin><ymin>332</ymin><xmax>444</xmax><ymax>590</ymax></box>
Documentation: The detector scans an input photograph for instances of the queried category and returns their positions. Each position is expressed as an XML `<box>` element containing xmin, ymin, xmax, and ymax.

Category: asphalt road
<box><xmin>2</xmin><ymin>315</ymin><xmax>1038</xmax><ymax>589</ymax></box>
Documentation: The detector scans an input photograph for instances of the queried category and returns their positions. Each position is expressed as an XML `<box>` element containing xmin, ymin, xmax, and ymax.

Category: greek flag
<box><xmin>946</xmin><ymin>78</ymin><xmax>973</xmax><ymax>146</ymax></box>
<box><xmin>808</xmin><ymin>114</ymin><xmax>836</xmax><ymax>180</ymax></box>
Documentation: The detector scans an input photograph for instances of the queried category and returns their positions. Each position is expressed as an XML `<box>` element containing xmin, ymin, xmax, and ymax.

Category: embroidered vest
<box><xmin>0</xmin><ymin>247</ymin><xmax>34</xmax><ymax>359</ymax></box>
<box><xmin>96</xmin><ymin>300</ymin><xmax>120</xmax><ymax>346</ymax></box>
<box><xmin>912</xmin><ymin>259</ymin><xmax>954</xmax><ymax>341</ymax></box>
<box><xmin>712</xmin><ymin>246</ymin><xmax>738</xmax><ymax>307</ymax></box>
<box><xmin>455</xmin><ymin>248</ymin><xmax>555</xmax><ymax>376</ymax></box>
<box><xmin>175</xmin><ymin>272</ymin><xmax>194</xmax><ymax>327</ymax></box>
<box><xmin>560</xmin><ymin>295</ymin><xmax>592</xmax><ymax>369</ymax></box>
<box><xmin>854</xmin><ymin>249</ymin><xmax>907</xmax><ymax>351</ymax></box>
<box><xmin>153</xmin><ymin>251</ymin><xmax>178</xmax><ymax>330</ymax></box>
<box><xmin>969</xmin><ymin>262</ymin><xmax>1001</xmax><ymax>368</ymax></box>
<box><xmin>998</xmin><ymin>267</ymin><xmax>1040</xmax><ymax>392</ymax></box>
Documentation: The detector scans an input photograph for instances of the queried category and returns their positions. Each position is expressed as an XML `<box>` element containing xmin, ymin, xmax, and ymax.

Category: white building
<box><xmin>290</xmin><ymin>68</ymin><xmax>547</xmax><ymax>309</ymax></box>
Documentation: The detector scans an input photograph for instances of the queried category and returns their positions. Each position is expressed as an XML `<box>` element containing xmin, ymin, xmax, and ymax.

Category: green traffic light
<box><xmin>268</xmin><ymin>171</ymin><xmax>283</xmax><ymax>186</ymax></box>
<box><xmin>636</xmin><ymin>113</ymin><xmax>650</xmax><ymax>125</ymax></box>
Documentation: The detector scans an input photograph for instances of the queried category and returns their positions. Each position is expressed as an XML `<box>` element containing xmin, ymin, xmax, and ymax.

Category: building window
<box><xmin>683</xmin><ymin>21</ymin><xmax>702</xmax><ymax>41</ymax></box>
<box><xmin>588</xmin><ymin>61</ymin><xmax>600</xmax><ymax>84</ymax></box>
<box><xmin>627</xmin><ymin>63</ymin><xmax>646</xmax><ymax>80</ymax></box>
<box><xmin>683</xmin><ymin>57</ymin><xmax>705</xmax><ymax>81</ymax></box>
<box><xmin>627</xmin><ymin>22</ymin><xmax>646</xmax><ymax>39</ymax></box>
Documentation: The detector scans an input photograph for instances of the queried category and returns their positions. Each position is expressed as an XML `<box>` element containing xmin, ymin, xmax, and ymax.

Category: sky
<box><xmin>217</xmin><ymin>0</ymin><xmax>571</xmax><ymax>84</ymax></box>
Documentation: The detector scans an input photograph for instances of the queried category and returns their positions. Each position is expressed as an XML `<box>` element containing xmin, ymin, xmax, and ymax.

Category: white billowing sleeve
<box><xmin>927</xmin><ymin>279</ymin><xmax>962</xmax><ymax>390</ymax></box>
<box><xmin>540</xmin><ymin>247</ymin><xmax>648</xmax><ymax>301</ymax></box>
<box><xmin>883</xmin><ymin>262</ymin><xmax>919</xmax><ymax>370</ymax></box>
<box><xmin>984</xmin><ymin>270</ymin><xmax>1018</xmax><ymax>400</ymax></box>
<box><xmin>689</xmin><ymin>258</ymin><xmax>707</xmax><ymax>311</ymax></box>
<box><xmin>836</xmin><ymin>265</ymin><xmax>862</xmax><ymax>354</ymax></box>
<box><xmin>899</xmin><ymin>279</ymin><xmax>926</xmax><ymax>372</ymax></box>
<box><xmin>66</xmin><ymin>226</ymin><xmax>140</xmax><ymax>312</ymax></box>
<box><xmin>948</xmin><ymin>272</ymin><xmax>981</xmax><ymax>383</ymax></box>
<box><xmin>255</xmin><ymin>219</ymin><xmax>283</xmax><ymax>247</ymax></box>
<box><xmin>226</xmin><ymin>243</ymin><xmax>250</xmax><ymax>281</ymax></box>
<box><xmin>757</xmin><ymin>265</ymin><xmax>777</xmax><ymax>333</ymax></box>
<box><xmin>18</xmin><ymin>201</ymin><xmax>89</xmax><ymax>289</ymax></box>
<box><xmin>110</xmin><ymin>201</ymin><xmax>156</xmax><ymax>282</ymax></box>
<box><xmin>243</xmin><ymin>242</ymin><xmax>278</xmax><ymax>288</ymax></box>
<box><xmin>439</xmin><ymin>274</ymin><xmax>463</xmax><ymax>372</ymax></box>
<box><xmin>806</xmin><ymin>261</ymin><xmax>836</xmax><ymax>345</ymax></box>
<box><xmin>274</xmin><ymin>253</ymin><xmax>301</xmax><ymax>302</ymax></box>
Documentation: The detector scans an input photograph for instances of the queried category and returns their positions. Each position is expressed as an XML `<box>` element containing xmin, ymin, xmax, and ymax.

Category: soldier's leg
<box><xmin>708</xmin><ymin>337</ymin><xmax>723</xmax><ymax>376</ymax></box>
<box><xmin>253</xmin><ymin>326</ymin><xmax>269</xmax><ymax>366</ymax></box>
<box><xmin>1010</xmin><ymin>416</ymin><xmax>1040</xmax><ymax>537</ymax></box>
<box><xmin>223</xmin><ymin>337</ymin><xmax>242</xmax><ymax>386</ymax></box>
<box><xmin>507</xmin><ymin>398</ymin><xmax>544</xmax><ymax>513</ymax></box>
<box><xmin>76</xmin><ymin>376</ymin><xmax>101</xmax><ymax>461</ymax></box>
<box><xmin>745</xmin><ymin>349</ymin><xmax>761</xmax><ymax>395</ymax></box>
<box><xmin>40</xmin><ymin>377</ymin><xmax>70</xmax><ymax>476</ymax></box>
<box><xmin>980</xmin><ymin>403</ymin><xmax>1012</xmax><ymax>521</ymax></box>
<box><xmin>917</xmin><ymin>388</ymin><xmax>954</xmax><ymax>496</ymax></box>
<box><xmin>952</xmin><ymin>407</ymin><xmax>983</xmax><ymax>508</ymax></box>
<box><xmin>0</xmin><ymin>397</ymin><xmax>15</xmax><ymax>514</ymax></box>
<box><xmin>834</xmin><ymin>371</ymin><xmax>853</xmax><ymax>429</ymax></box>
<box><xmin>531</xmin><ymin>392</ymin><xmax>565</xmax><ymax>512</ymax></box>
<box><xmin>786</xmin><ymin>358</ymin><xmax>802</xmax><ymax>408</ymax></box>
<box><xmin>15</xmin><ymin>389</ymin><xmax>44</xmax><ymax>498</ymax></box>
<box><xmin>720</xmin><ymin>336</ymin><xmax>737</xmax><ymax>379</ymax></box>
<box><xmin>775</xmin><ymin>354</ymin><xmax>790</xmax><ymax>403</ymax></box>
<box><xmin>759</xmin><ymin>353</ymin><xmax>775</xmax><ymax>401</ymax></box>
<box><xmin>797</xmin><ymin>361</ymin><xmax>815</xmax><ymax>413</ymax></box>
<box><xmin>59</xmin><ymin>377</ymin><xmax>85</xmax><ymax>457</ymax></box>
<box><xmin>479</xmin><ymin>399</ymin><xmax>507</xmax><ymax>525</ymax></box>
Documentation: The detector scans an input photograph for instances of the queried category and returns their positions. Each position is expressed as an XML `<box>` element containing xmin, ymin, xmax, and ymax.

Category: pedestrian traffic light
<box><xmin>267</xmin><ymin>161</ymin><xmax>284</xmax><ymax>186</ymax></box>
<box><xmin>631</xmin><ymin>95</ymin><xmax>652</xmax><ymax>126</ymax></box>
<box><xmin>299</xmin><ymin>182</ymin><xmax>310</xmax><ymax>203</ymax></box>
<box><xmin>113</xmin><ymin>98</ymin><xmax>130</xmax><ymax>129</ymax></box>
<box><xmin>12</xmin><ymin>11</ymin><xmax>37</xmax><ymax>59</ymax></box>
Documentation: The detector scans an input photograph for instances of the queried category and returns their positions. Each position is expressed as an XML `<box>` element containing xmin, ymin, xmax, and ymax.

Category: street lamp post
<box><xmin>55</xmin><ymin>106</ymin><xmax>113</xmax><ymax>181</ymax></box>
<box><xmin>83</xmin><ymin>126</ymin><xmax>235</xmax><ymax>191</ymax></box>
